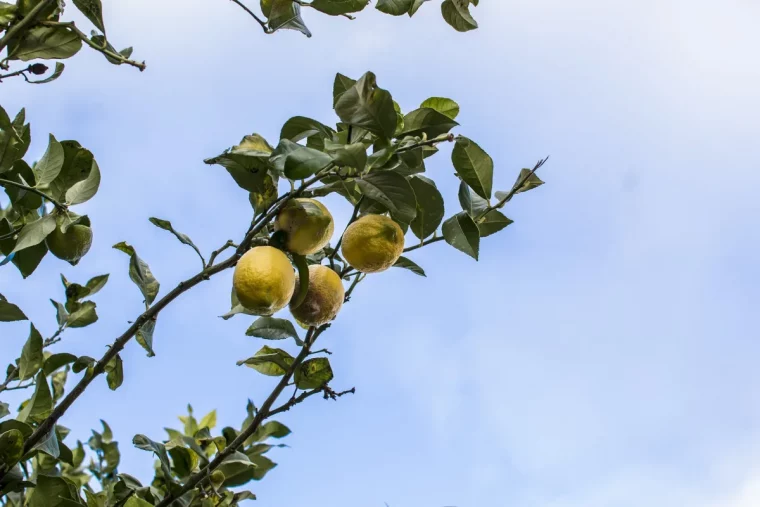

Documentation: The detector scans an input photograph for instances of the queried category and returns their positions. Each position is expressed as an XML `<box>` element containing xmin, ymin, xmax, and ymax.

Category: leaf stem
<box><xmin>0</xmin><ymin>178</ymin><xmax>67</xmax><ymax>210</ymax></box>
<box><xmin>0</xmin><ymin>65</ymin><xmax>31</xmax><ymax>83</ymax></box>
<box><xmin>0</xmin><ymin>0</ymin><xmax>56</xmax><ymax>53</ymax></box>
<box><xmin>403</xmin><ymin>236</ymin><xmax>444</xmax><ymax>253</ymax></box>
<box><xmin>206</xmin><ymin>240</ymin><xmax>237</xmax><ymax>268</ymax></box>
<box><xmin>40</xmin><ymin>21</ymin><xmax>146</xmax><ymax>71</ymax></box>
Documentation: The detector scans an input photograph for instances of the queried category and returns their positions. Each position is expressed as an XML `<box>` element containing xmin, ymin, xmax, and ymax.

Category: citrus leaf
<box><xmin>149</xmin><ymin>217</ymin><xmax>205</xmax><ymax>267</ymax></box>
<box><xmin>42</xmin><ymin>353</ymin><xmax>77</xmax><ymax>375</ymax></box>
<box><xmin>33</xmin><ymin>134</ymin><xmax>65</xmax><ymax>188</ymax></box>
<box><xmin>295</xmin><ymin>358</ymin><xmax>333</xmax><ymax>389</ymax></box>
<box><xmin>85</xmin><ymin>274</ymin><xmax>109</xmax><ymax>296</ymax></box>
<box><xmin>105</xmin><ymin>354</ymin><xmax>123</xmax><ymax>391</ymax></box>
<box><xmin>65</xmin><ymin>158</ymin><xmax>100</xmax><ymax>205</ymax></box>
<box><xmin>135</xmin><ymin>319</ymin><xmax>156</xmax><ymax>357</ymax></box>
<box><xmin>333</xmin><ymin>73</ymin><xmax>356</xmax><ymax>107</ymax></box>
<box><xmin>310</xmin><ymin>0</ymin><xmax>369</xmax><ymax>15</ymax></box>
<box><xmin>334</xmin><ymin>71</ymin><xmax>397</xmax><ymax>139</ymax></box>
<box><xmin>441</xmin><ymin>0</ymin><xmax>478</xmax><ymax>32</ymax></box>
<box><xmin>458</xmin><ymin>180</ymin><xmax>488</xmax><ymax>216</ymax></box>
<box><xmin>66</xmin><ymin>300</ymin><xmax>97</xmax><ymax>328</ymax></box>
<box><xmin>18</xmin><ymin>372</ymin><xmax>53</xmax><ymax>423</ymax></box>
<box><xmin>420</xmin><ymin>96</ymin><xmax>460</xmax><ymax>120</ymax></box>
<box><xmin>409</xmin><ymin>175</ymin><xmax>444</xmax><ymax>240</ymax></box>
<box><xmin>0</xmin><ymin>298</ymin><xmax>26</xmax><ymax>321</ymax></box>
<box><xmin>451</xmin><ymin>136</ymin><xmax>493</xmax><ymax>199</ymax></box>
<box><xmin>357</xmin><ymin>171</ymin><xmax>417</xmax><ymax>224</ymax></box>
<box><xmin>246</xmin><ymin>317</ymin><xmax>303</xmax><ymax>345</ymax></box>
<box><xmin>11</xmin><ymin>213</ymin><xmax>56</xmax><ymax>253</ymax></box>
<box><xmin>72</xmin><ymin>0</ymin><xmax>105</xmax><ymax>33</ymax></box>
<box><xmin>442</xmin><ymin>212</ymin><xmax>480</xmax><ymax>260</ymax></box>
<box><xmin>237</xmin><ymin>346</ymin><xmax>294</xmax><ymax>377</ymax></box>
<box><xmin>477</xmin><ymin>210</ymin><xmax>513</xmax><ymax>237</ymax></box>
<box><xmin>393</xmin><ymin>256</ymin><xmax>426</xmax><ymax>276</ymax></box>
<box><xmin>132</xmin><ymin>434</ymin><xmax>173</xmax><ymax>481</ymax></box>
<box><xmin>399</xmin><ymin>107</ymin><xmax>459</xmax><ymax>138</ymax></box>
<box><xmin>270</xmin><ymin>139</ymin><xmax>333</xmax><ymax>181</ymax></box>
<box><xmin>112</xmin><ymin>242</ymin><xmax>160</xmax><ymax>306</ymax></box>
<box><xmin>409</xmin><ymin>0</ymin><xmax>430</xmax><ymax>16</ymax></box>
<box><xmin>11</xmin><ymin>26</ymin><xmax>83</xmax><ymax>61</ymax></box>
<box><xmin>19</xmin><ymin>323</ymin><xmax>43</xmax><ymax>380</ymax></box>
<box><xmin>376</xmin><ymin>0</ymin><xmax>413</xmax><ymax>15</ymax></box>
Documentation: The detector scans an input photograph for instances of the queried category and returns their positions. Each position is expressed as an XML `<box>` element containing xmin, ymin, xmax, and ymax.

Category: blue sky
<box><xmin>2</xmin><ymin>0</ymin><xmax>760</xmax><ymax>506</ymax></box>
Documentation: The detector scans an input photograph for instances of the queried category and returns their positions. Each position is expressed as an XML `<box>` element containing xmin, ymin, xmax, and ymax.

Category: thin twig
<box><xmin>0</xmin><ymin>66</ymin><xmax>30</xmax><ymax>83</ymax></box>
<box><xmin>344</xmin><ymin>273</ymin><xmax>365</xmax><ymax>302</ymax></box>
<box><xmin>404</xmin><ymin>236</ymin><xmax>444</xmax><ymax>253</ymax></box>
<box><xmin>308</xmin><ymin>348</ymin><xmax>332</xmax><ymax>356</ymax></box>
<box><xmin>40</xmin><ymin>21</ymin><xmax>146</xmax><ymax>71</ymax></box>
<box><xmin>328</xmin><ymin>196</ymin><xmax>363</xmax><ymax>269</ymax></box>
<box><xmin>0</xmin><ymin>178</ymin><xmax>67</xmax><ymax>210</ymax></box>
<box><xmin>397</xmin><ymin>133</ymin><xmax>455</xmax><ymax>154</ymax></box>
<box><xmin>154</xmin><ymin>325</ymin><xmax>329</xmax><ymax>507</ymax></box>
<box><xmin>2</xmin><ymin>172</ymin><xmax>327</xmax><ymax>469</ymax></box>
<box><xmin>0</xmin><ymin>226</ymin><xmax>20</xmax><ymax>241</ymax></box>
<box><xmin>206</xmin><ymin>240</ymin><xmax>237</xmax><ymax>268</ymax></box>
<box><xmin>229</xmin><ymin>0</ymin><xmax>270</xmax><ymax>33</ymax></box>
<box><xmin>475</xmin><ymin>156</ymin><xmax>550</xmax><ymax>221</ymax></box>
<box><xmin>0</xmin><ymin>0</ymin><xmax>57</xmax><ymax>53</ymax></box>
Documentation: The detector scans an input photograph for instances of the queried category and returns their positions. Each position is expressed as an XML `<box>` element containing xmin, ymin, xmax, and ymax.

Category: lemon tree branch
<box><xmin>0</xmin><ymin>177</ymin><xmax>67</xmax><ymax>210</ymax></box>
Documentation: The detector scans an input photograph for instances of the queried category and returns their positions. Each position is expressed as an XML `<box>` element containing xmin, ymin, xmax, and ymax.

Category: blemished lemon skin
<box><xmin>341</xmin><ymin>214</ymin><xmax>405</xmax><ymax>273</ymax></box>
<box><xmin>233</xmin><ymin>246</ymin><xmax>295</xmax><ymax>316</ymax></box>
<box><xmin>290</xmin><ymin>264</ymin><xmax>345</xmax><ymax>326</ymax></box>
<box><xmin>45</xmin><ymin>224</ymin><xmax>93</xmax><ymax>265</ymax></box>
<box><xmin>274</xmin><ymin>198</ymin><xmax>334</xmax><ymax>255</ymax></box>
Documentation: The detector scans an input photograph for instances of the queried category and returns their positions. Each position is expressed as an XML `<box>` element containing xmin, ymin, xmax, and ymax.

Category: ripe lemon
<box><xmin>290</xmin><ymin>265</ymin><xmax>345</xmax><ymax>326</ymax></box>
<box><xmin>45</xmin><ymin>224</ymin><xmax>93</xmax><ymax>265</ymax></box>
<box><xmin>341</xmin><ymin>214</ymin><xmax>404</xmax><ymax>273</ymax></box>
<box><xmin>233</xmin><ymin>246</ymin><xmax>295</xmax><ymax>316</ymax></box>
<box><xmin>274</xmin><ymin>198</ymin><xmax>334</xmax><ymax>255</ymax></box>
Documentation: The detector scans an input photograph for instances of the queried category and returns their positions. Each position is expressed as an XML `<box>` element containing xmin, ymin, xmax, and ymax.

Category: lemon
<box><xmin>233</xmin><ymin>246</ymin><xmax>295</xmax><ymax>316</ymax></box>
<box><xmin>274</xmin><ymin>198</ymin><xmax>334</xmax><ymax>255</ymax></box>
<box><xmin>290</xmin><ymin>265</ymin><xmax>345</xmax><ymax>326</ymax></box>
<box><xmin>341</xmin><ymin>214</ymin><xmax>404</xmax><ymax>273</ymax></box>
<box><xmin>45</xmin><ymin>224</ymin><xmax>93</xmax><ymax>265</ymax></box>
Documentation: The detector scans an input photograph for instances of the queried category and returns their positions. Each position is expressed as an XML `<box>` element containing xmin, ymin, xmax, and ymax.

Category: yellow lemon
<box><xmin>274</xmin><ymin>198</ymin><xmax>334</xmax><ymax>255</ymax></box>
<box><xmin>45</xmin><ymin>224</ymin><xmax>93</xmax><ymax>265</ymax></box>
<box><xmin>233</xmin><ymin>246</ymin><xmax>295</xmax><ymax>316</ymax></box>
<box><xmin>341</xmin><ymin>214</ymin><xmax>404</xmax><ymax>273</ymax></box>
<box><xmin>290</xmin><ymin>265</ymin><xmax>345</xmax><ymax>326</ymax></box>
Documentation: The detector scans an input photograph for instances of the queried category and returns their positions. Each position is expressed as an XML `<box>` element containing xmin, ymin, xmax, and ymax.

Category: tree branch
<box><xmin>1</xmin><ymin>173</ymin><xmax>326</xmax><ymax>471</ymax></box>
<box><xmin>228</xmin><ymin>0</ymin><xmax>271</xmax><ymax>33</ymax></box>
<box><xmin>40</xmin><ymin>21</ymin><xmax>146</xmax><ymax>71</ymax></box>
<box><xmin>0</xmin><ymin>178</ymin><xmax>67</xmax><ymax>210</ymax></box>
<box><xmin>0</xmin><ymin>66</ymin><xmax>30</xmax><ymax>83</ymax></box>
<box><xmin>206</xmin><ymin>240</ymin><xmax>237</xmax><ymax>268</ymax></box>
<box><xmin>403</xmin><ymin>236</ymin><xmax>443</xmax><ymax>253</ymax></box>
<box><xmin>0</xmin><ymin>0</ymin><xmax>57</xmax><ymax>53</ymax></box>
<box><xmin>154</xmin><ymin>325</ymin><xmax>329</xmax><ymax>507</ymax></box>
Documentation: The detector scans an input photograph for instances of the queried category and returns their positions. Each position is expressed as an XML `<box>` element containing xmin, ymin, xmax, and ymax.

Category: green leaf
<box><xmin>263</xmin><ymin>0</ymin><xmax>312</xmax><ymax>36</ymax></box>
<box><xmin>28</xmin><ymin>62</ymin><xmax>65</xmax><ymax>84</ymax></box>
<box><xmin>132</xmin><ymin>434</ymin><xmax>173</xmax><ymax>482</ymax></box>
<box><xmin>217</xmin><ymin>451</ymin><xmax>255</xmax><ymax>486</ymax></box>
<box><xmin>85</xmin><ymin>274</ymin><xmax>109</xmax><ymax>296</ymax></box>
<box><xmin>250</xmin><ymin>420</ymin><xmax>291</xmax><ymax>443</ymax></box>
<box><xmin>0</xmin><ymin>420</ymin><xmax>32</xmax><ymax>439</ymax></box>
<box><xmin>168</xmin><ymin>446</ymin><xmax>198</xmax><ymax>478</ymax></box>
<box><xmin>42</xmin><ymin>353</ymin><xmax>77</xmax><ymax>375</ymax></box>
<box><xmin>408</xmin><ymin>175</ymin><xmax>444</xmax><ymax>240</ymax></box>
<box><xmin>332</xmin><ymin>73</ymin><xmax>356</xmax><ymax>107</ymax></box>
<box><xmin>246</xmin><ymin>317</ymin><xmax>303</xmax><ymax>345</ymax></box>
<box><xmin>0</xmin><ymin>2</ymin><xmax>16</xmax><ymax>24</ymax></box>
<box><xmin>18</xmin><ymin>372</ymin><xmax>53</xmax><ymax>423</ymax></box>
<box><xmin>326</xmin><ymin>140</ymin><xmax>368</xmax><ymax>171</ymax></box>
<box><xmin>280</xmin><ymin>116</ymin><xmax>335</xmax><ymax>145</ymax></box>
<box><xmin>477</xmin><ymin>210</ymin><xmax>513</xmax><ymax>237</ymax></box>
<box><xmin>376</xmin><ymin>0</ymin><xmax>414</xmax><ymax>15</ymax></box>
<box><xmin>11</xmin><ymin>213</ymin><xmax>56</xmax><ymax>253</ymax></box>
<box><xmin>357</xmin><ymin>171</ymin><xmax>417</xmax><ymax>224</ymax></box>
<box><xmin>11</xmin><ymin>26</ymin><xmax>83</xmax><ymax>61</ymax></box>
<box><xmin>451</xmin><ymin>136</ymin><xmax>493</xmax><ymax>199</ymax></box>
<box><xmin>42</xmin><ymin>140</ymin><xmax>95</xmax><ymax>202</ymax></box>
<box><xmin>249</xmin><ymin>173</ymin><xmax>278</xmax><ymax>217</ymax></box>
<box><xmin>4</xmin><ymin>160</ymin><xmax>42</xmax><ymax>211</ymax></box>
<box><xmin>72</xmin><ymin>0</ymin><xmax>105</xmax><ymax>33</ymax></box>
<box><xmin>204</xmin><ymin>134</ymin><xmax>273</xmax><ymax>193</ymax></box>
<box><xmin>31</xmin><ymin>427</ymin><xmax>60</xmax><ymax>459</ymax></box>
<box><xmin>441</xmin><ymin>0</ymin><xmax>478</xmax><ymax>32</ymax></box>
<box><xmin>420</xmin><ymin>97</ymin><xmax>460</xmax><ymax>120</ymax></box>
<box><xmin>409</xmin><ymin>0</ymin><xmax>430</xmax><ymax>16</ymax></box>
<box><xmin>125</xmin><ymin>497</ymin><xmax>153</xmax><ymax>507</ymax></box>
<box><xmin>33</xmin><ymin>134</ymin><xmax>65</xmax><ymax>188</ymax></box>
<box><xmin>50</xmin><ymin>300</ymin><xmax>67</xmax><ymax>329</ymax></box>
<box><xmin>458</xmin><ymin>179</ymin><xmax>488</xmax><ymax>216</ymax></box>
<box><xmin>442</xmin><ymin>212</ymin><xmax>480</xmax><ymax>260</ymax></box>
<box><xmin>295</xmin><ymin>358</ymin><xmax>334</xmax><ymax>389</ymax></box>
<box><xmin>270</xmin><ymin>139</ymin><xmax>333</xmax><ymax>180</ymax></box>
<box><xmin>113</xmin><ymin>242</ymin><xmax>160</xmax><ymax>306</ymax></box>
<box><xmin>399</xmin><ymin>107</ymin><xmax>459</xmax><ymax>138</ymax></box>
<box><xmin>199</xmin><ymin>410</ymin><xmax>217</xmax><ymax>430</ymax></box>
<box><xmin>19</xmin><ymin>323</ymin><xmax>43</xmax><ymax>380</ymax></box>
<box><xmin>11</xmin><ymin>241</ymin><xmax>48</xmax><ymax>279</ymax></box>
<box><xmin>0</xmin><ymin>298</ymin><xmax>26</xmax><ymax>321</ymax></box>
<box><xmin>310</xmin><ymin>0</ymin><xmax>369</xmax><ymax>15</ymax></box>
<box><xmin>237</xmin><ymin>346</ymin><xmax>294</xmax><ymax>377</ymax></box>
<box><xmin>149</xmin><ymin>217</ymin><xmax>204</xmax><ymax>266</ymax></box>
<box><xmin>105</xmin><ymin>354</ymin><xmax>123</xmax><ymax>390</ymax></box>
<box><xmin>64</xmin><ymin>158</ymin><xmax>100</xmax><ymax>205</ymax></box>
<box><xmin>502</xmin><ymin>167</ymin><xmax>545</xmax><ymax>197</ymax></box>
<box><xmin>66</xmin><ymin>300</ymin><xmax>97</xmax><ymax>328</ymax></box>
<box><xmin>393</xmin><ymin>256</ymin><xmax>426</xmax><ymax>276</ymax></box>
<box><xmin>334</xmin><ymin>71</ymin><xmax>397</xmax><ymax>139</ymax></box>
<box><xmin>0</xmin><ymin>402</ymin><xmax>8</xmax><ymax>419</ymax></box>
<box><xmin>71</xmin><ymin>356</ymin><xmax>95</xmax><ymax>374</ymax></box>
<box><xmin>135</xmin><ymin>319</ymin><xmax>156</xmax><ymax>358</ymax></box>
<box><xmin>0</xmin><ymin>429</ymin><xmax>24</xmax><ymax>465</ymax></box>
<box><xmin>249</xmin><ymin>454</ymin><xmax>277</xmax><ymax>480</ymax></box>
<box><xmin>28</xmin><ymin>474</ymin><xmax>81</xmax><ymax>507</ymax></box>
